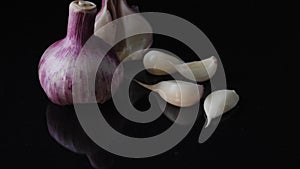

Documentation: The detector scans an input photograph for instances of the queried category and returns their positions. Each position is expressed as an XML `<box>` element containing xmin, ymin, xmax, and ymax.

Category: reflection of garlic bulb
<box><xmin>143</xmin><ymin>50</ymin><xmax>218</xmax><ymax>82</ymax></box>
<box><xmin>204</xmin><ymin>90</ymin><xmax>239</xmax><ymax>127</ymax></box>
<box><xmin>135</xmin><ymin>80</ymin><xmax>204</xmax><ymax>107</ymax></box>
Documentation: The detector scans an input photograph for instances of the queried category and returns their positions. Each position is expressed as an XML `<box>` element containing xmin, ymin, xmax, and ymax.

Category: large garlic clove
<box><xmin>143</xmin><ymin>50</ymin><xmax>184</xmax><ymax>75</ymax></box>
<box><xmin>135</xmin><ymin>80</ymin><xmax>204</xmax><ymax>107</ymax></box>
<box><xmin>143</xmin><ymin>50</ymin><xmax>218</xmax><ymax>82</ymax></box>
<box><xmin>94</xmin><ymin>0</ymin><xmax>117</xmax><ymax>45</ymax></box>
<box><xmin>175</xmin><ymin>56</ymin><xmax>218</xmax><ymax>82</ymax></box>
<box><xmin>204</xmin><ymin>90</ymin><xmax>239</xmax><ymax>128</ymax></box>
<box><xmin>114</xmin><ymin>0</ymin><xmax>153</xmax><ymax>61</ymax></box>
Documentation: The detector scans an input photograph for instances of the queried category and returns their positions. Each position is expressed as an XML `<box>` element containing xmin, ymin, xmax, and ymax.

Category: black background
<box><xmin>2</xmin><ymin>0</ymin><xmax>299</xmax><ymax>168</ymax></box>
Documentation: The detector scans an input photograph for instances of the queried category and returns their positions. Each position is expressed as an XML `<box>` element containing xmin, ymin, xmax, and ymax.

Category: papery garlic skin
<box><xmin>38</xmin><ymin>1</ymin><xmax>123</xmax><ymax>105</ymax></box>
<box><xmin>136</xmin><ymin>80</ymin><xmax>204</xmax><ymax>107</ymax></box>
<box><xmin>204</xmin><ymin>90</ymin><xmax>239</xmax><ymax>127</ymax></box>
<box><xmin>143</xmin><ymin>50</ymin><xmax>218</xmax><ymax>82</ymax></box>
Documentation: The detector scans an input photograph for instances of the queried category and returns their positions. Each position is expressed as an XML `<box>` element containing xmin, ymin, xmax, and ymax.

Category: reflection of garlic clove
<box><xmin>94</xmin><ymin>0</ymin><xmax>117</xmax><ymax>45</ymax></box>
<box><xmin>143</xmin><ymin>50</ymin><xmax>217</xmax><ymax>82</ymax></box>
<box><xmin>114</xmin><ymin>0</ymin><xmax>153</xmax><ymax>61</ymax></box>
<box><xmin>163</xmin><ymin>105</ymin><xmax>193</xmax><ymax>125</ymax></box>
<box><xmin>204</xmin><ymin>90</ymin><xmax>239</xmax><ymax>128</ymax></box>
<box><xmin>135</xmin><ymin>80</ymin><xmax>204</xmax><ymax>107</ymax></box>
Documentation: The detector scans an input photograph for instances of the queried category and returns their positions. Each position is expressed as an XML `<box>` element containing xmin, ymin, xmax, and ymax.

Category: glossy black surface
<box><xmin>3</xmin><ymin>0</ymin><xmax>299</xmax><ymax>168</ymax></box>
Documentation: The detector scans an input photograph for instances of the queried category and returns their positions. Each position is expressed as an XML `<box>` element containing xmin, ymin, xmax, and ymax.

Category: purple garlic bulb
<box><xmin>38</xmin><ymin>1</ymin><xmax>123</xmax><ymax>105</ymax></box>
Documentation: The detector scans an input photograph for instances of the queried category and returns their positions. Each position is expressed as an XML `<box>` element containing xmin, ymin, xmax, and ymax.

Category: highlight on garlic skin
<box><xmin>135</xmin><ymin>80</ymin><xmax>204</xmax><ymax>107</ymax></box>
<box><xmin>204</xmin><ymin>90</ymin><xmax>239</xmax><ymax>128</ymax></box>
<box><xmin>94</xmin><ymin>0</ymin><xmax>153</xmax><ymax>61</ymax></box>
<box><xmin>143</xmin><ymin>50</ymin><xmax>218</xmax><ymax>82</ymax></box>
<box><xmin>38</xmin><ymin>1</ymin><xmax>123</xmax><ymax>105</ymax></box>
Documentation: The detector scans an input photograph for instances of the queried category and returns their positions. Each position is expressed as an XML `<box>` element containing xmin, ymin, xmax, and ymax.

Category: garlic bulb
<box><xmin>95</xmin><ymin>0</ymin><xmax>117</xmax><ymax>29</ymax></box>
<box><xmin>114</xmin><ymin>0</ymin><xmax>153</xmax><ymax>61</ymax></box>
<box><xmin>38</xmin><ymin>1</ymin><xmax>123</xmax><ymax>105</ymax></box>
<box><xmin>94</xmin><ymin>0</ymin><xmax>153</xmax><ymax>61</ymax></box>
<box><xmin>94</xmin><ymin>0</ymin><xmax>117</xmax><ymax>45</ymax></box>
<box><xmin>143</xmin><ymin>50</ymin><xmax>218</xmax><ymax>82</ymax></box>
<box><xmin>204</xmin><ymin>90</ymin><xmax>239</xmax><ymax>128</ymax></box>
<box><xmin>135</xmin><ymin>80</ymin><xmax>204</xmax><ymax>107</ymax></box>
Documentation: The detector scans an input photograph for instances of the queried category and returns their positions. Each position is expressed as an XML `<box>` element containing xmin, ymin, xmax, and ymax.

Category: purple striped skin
<box><xmin>39</xmin><ymin>1</ymin><xmax>123</xmax><ymax>105</ymax></box>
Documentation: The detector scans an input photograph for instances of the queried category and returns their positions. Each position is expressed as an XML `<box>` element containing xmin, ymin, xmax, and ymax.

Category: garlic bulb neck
<box><xmin>67</xmin><ymin>1</ymin><xmax>97</xmax><ymax>46</ymax></box>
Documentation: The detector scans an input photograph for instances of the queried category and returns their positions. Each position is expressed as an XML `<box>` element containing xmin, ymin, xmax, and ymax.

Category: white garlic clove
<box><xmin>143</xmin><ymin>50</ymin><xmax>184</xmax><ymax>75</ymax></box>
<box><xmin>143</xmin><ymin>50</ymin><xmax>217</xmax><ymax>82</ymax></box>
<box><xmin>204</xmin><ymin>90</ymin><xmax>239</xmax><ymax>128</ymax></box>
<box><xmin>135</xmin><ymin>80</ymin><xmax>204</xmax><ymax>107</ymax></box>
<box><xmin>94</xmin><ymin>0</ymin><xmax>117</xmax><ymax>45</ymax></box>
<box><xmin>175</xmin><ymin>56</ymin><xmax>218</xmax><ymax>82</ymax></box>
<box><xmin>114</xmin><ymin>0</ymin><xmax>153</xmax><ymax>61</ymax></box>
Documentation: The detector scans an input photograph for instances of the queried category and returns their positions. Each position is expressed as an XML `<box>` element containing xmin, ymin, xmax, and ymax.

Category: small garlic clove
<box><xmin>175</xmin><ymin>56</ymin><xmax>218</xmax><ymax>82</ymax></box>
<box><xmin>143</xmin><ymin>50</ymin><xmax>184</xmax><ymax>75</ymax></box>
<box><xmin>94</xmin><ymin>0</ymin><xmax>117</xmax><ymax>45</ymax></box>
<box><xmin>204</xmin><ymin>90</ymin><xmax>239</xmax><ymax>128</ymax></box>
<box><xmin>114</xmin><ymin>0</ymin><xmax>153</xmax><ymax>61</ymax></box>
<box><xmin>135</xmin><ymin>80</ymin><xmax>204</xmax><ymax>107</ymax></box>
